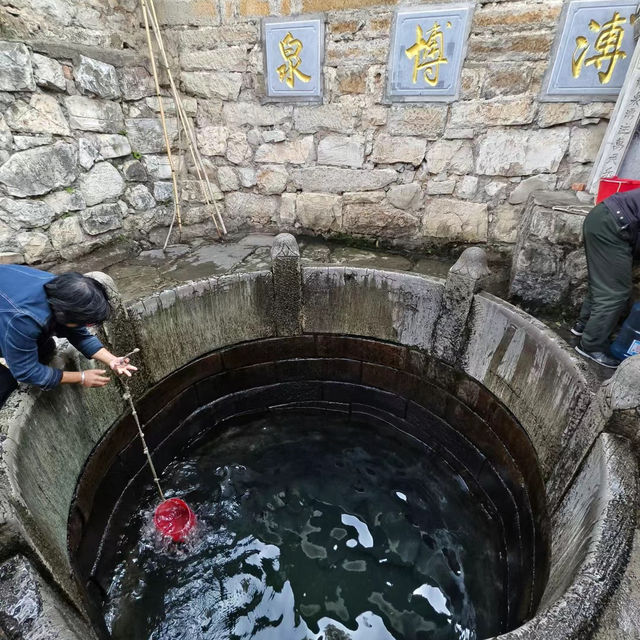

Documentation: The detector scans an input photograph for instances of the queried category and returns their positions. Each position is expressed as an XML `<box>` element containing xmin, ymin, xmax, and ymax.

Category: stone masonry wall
<box><xmin>158</xmin><ymin>0</ymin><xmax>613</xmax><ymax>249</ymax></box>
<box><xmin>0</xmin><ymin>0</ymin><xmax>615</xmax><ymax>264</ymax></box>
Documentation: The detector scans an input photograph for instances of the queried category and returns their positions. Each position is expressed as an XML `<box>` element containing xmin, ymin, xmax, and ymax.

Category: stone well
<box><xmin>0</xmin><ymin>234</ymin><xmax>637</xmax><ymax>639</ymax></box>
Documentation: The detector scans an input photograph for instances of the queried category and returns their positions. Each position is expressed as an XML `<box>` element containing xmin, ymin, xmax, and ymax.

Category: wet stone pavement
<box><xmin>55</xmin><ymin>233</ymin><xmax>511</xmax><ymax>304</ymax></box>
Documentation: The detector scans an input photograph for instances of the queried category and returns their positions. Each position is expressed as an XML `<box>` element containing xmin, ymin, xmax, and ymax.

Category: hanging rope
<box><xmin>121</xmin><ymin>377</ymin><xmax>165</xmax><ymax>502</ymax></box>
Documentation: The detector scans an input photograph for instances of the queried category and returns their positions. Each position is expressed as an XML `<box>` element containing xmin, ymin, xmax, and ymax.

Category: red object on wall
<box><xmin>596</xmin><ymin>176</ymin><xmax>640</xmax><ymax>204</ymax></box>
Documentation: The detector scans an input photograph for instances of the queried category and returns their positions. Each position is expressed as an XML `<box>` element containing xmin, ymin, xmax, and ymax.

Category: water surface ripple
<box><xmin>105</xmin><ymin>412</ymin><xmax>506</xmax><ymax>640</ymax></box>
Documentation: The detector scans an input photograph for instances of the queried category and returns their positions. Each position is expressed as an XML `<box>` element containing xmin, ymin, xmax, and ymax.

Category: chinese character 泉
<box><xmin>277</xmin><ymin>32</ymin><xmax>311</xmax><ymax>89</ymax></box>
<box><xmin>572</xmin><ymin>11</ymin><xmax>628</xmax><ymax>84</ymax></box>
<box><xmin>405</xmin><ymin>22</ymin><xmax>449</xmax><ymax>86</ymax></box>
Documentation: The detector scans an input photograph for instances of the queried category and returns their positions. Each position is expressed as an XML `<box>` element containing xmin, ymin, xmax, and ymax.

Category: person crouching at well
<box><xmin>0</xmin><ymin>265</ymin><xmax>137</xmax><ymax>407</ymax></box>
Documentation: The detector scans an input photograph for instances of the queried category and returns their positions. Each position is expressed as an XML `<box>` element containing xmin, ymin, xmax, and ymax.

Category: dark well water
<box><xmin>104</xmin><ymin>412</ymin><xmax>508</xmax><ymax>640</ymax></box>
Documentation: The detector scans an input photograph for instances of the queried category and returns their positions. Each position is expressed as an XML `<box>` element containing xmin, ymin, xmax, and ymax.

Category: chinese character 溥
<box><xmin>405</xmin><ymin>22</ymin><xmax>450</xmax><ymax>86</ymax></box>
<box><xmin>572</xmin><ymin>11</ymin><xmax>628</xmax><ymax>84</ymax></box>
<box><xmin>276</xmin><ymin>32</ymin><xmax>311</xmax><ymax>89</ymax></box>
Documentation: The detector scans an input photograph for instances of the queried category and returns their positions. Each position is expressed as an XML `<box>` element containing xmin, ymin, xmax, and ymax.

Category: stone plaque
<box><xmin>542</xmin><ymin>0</ymin><xmax>638</xmax><ymax>101</ymax></box>
<box><xmin>387</xmin><ymin>3</ymin><xmax>474</xmax><ymax>102</ymax></box>
<box><xmin>263</xmin><ymin>16</ymin><xmax>324</xmax><ymax>101</ymax></box>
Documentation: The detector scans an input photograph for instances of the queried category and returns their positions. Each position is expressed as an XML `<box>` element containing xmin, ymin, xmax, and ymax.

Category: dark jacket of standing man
<box><xmin>574</xmin><ymin>187</ymin><xmax>640</xmax><ymax>368</ymax></box>
<box><xmin>0</xmin><ymin>265</ymin><xmax>137</xmax><ymax>407</ymax></box>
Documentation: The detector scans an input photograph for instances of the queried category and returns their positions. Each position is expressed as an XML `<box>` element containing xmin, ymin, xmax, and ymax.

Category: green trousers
<box><xmin>578</xmin><ymin>202</ymin><xmax>633</xmax><ymax>352</ymax></box>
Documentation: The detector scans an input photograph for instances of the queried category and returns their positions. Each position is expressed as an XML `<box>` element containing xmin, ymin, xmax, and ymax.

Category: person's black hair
<box><xmin>44</xmin><ymin>272</ymin><xmax>112</xmax><ymax>326</ymax></box>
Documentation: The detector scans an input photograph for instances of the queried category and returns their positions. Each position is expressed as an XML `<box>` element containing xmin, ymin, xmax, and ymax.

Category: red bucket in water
<box><xmin>153</xmin><ymin>498</ymin><xmax>196</xmax><ymax>542</ymax></box>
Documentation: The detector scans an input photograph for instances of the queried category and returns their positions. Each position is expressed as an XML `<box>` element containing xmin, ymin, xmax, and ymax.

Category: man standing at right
<box><xmin>573</xmin><ymin>187</ymin><xmax>640</xmax><ymax>368</ymax></box>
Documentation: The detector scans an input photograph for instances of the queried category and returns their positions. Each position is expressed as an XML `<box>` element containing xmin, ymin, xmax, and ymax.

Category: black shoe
<box><xmin>575</xmin><ymin>343</ymin><xmax>620</xmax><ymax>368</ymax></box>
<box><xmin>570</xmin><ymin>321</ymin><xmax>586</xmax><ymax>336</ymax></box>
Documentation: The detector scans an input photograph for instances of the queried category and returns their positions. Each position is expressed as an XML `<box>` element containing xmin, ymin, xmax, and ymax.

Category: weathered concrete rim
<box><xmin>0</xmin><ymin>239</ymin><xmax>637</xmax><ymax>640</ymax></box>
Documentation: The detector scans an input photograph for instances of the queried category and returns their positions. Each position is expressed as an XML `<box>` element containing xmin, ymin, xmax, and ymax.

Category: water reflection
<box><xmin>104</xmin><ymin>413</ymin><xmax>505</xmax><ymax>640</ymax></box>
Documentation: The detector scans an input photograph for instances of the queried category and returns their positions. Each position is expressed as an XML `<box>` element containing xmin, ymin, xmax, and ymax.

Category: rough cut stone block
<box><xmin>0</xmin><ymin>142</ymin><xmax>77</xmax><ymax>197</ymax></box>
<box><xmin>117</xmin><ymin>66</ymin><xmax>156</xmax><ymax>101</ymax></box>
<box><xmin>49</xmin><ymin>216</ymin><xmax>87</xmax><ymax>256</ymax></box>
<box><xmin>476</xmin><ymin>128</ymin><xmax>569</xmax><ymax>176</ymax></box>
<box><xmin>371</xmin><ymin>134</ymin><xmax>426</xmax><ymax>166</ymax></box>
<box><xmin>223</xmin><ymin>102</ymin><xmax>292</xmax><ymax>127</ymax></box>
<box><xmin>317</xmin><ymin>135</ymin><xmax>365</xmax><ymax>168</ymax></box>
<box><xmin>78</xmin><ymin>137</ymin><xmax>100</xmax><ymax>170</ymax></box>
<box><xmin>449</xmin><ymin>98</ymin><xmax>536</xmax><ymax>128</ymax></box>
<box><xmin>75</xmin><ymin>55</ymin><xmax>121</xmax><ymax>99</ymax></box>
<box><xmin>537</xmin><ymin>103</ymin><xmax>582</xmax><ymax>128</ymax></box>
<box><xmin>279</xmin><ymin>192</ymin><xmax>296</xmax><ymax>224</ymax></box>
<box><xmin>387</xmin><ymin>183</ymin><xmax>422</xmax><ymax>210</ymax></box>
<box><xmin>426</xmin><ymin>140</ymin><xmax>473</xmax><ymax>175</ymax></box>
<box><xmin>225</xmin><ymin>192</ymin><xmax>278</xmax><ymax>225</ymax></box>
<box><xmin>79</xmin><ymin>162</ymin><xmax>125</xmax><ymax>206</ymax></box>
<box><xmin>226</xmin><ymin>131</ymin><xmax>251</xmax><ymax>165</ymax></box>
<box><xmin>196</xmin><ymin>125</ymin><xmax>228</xmax><ymax>156</ymax></box>
<box><xmin>473</xmin><ymin>2</ymin><xmax>562</xmax><ymax>32</ymax></box>
<box><xmin>0</xmin><ymin>42</ymin><xmax>35</xmax><ymax>91</ymax></box>
<box><xmin>481</xmin><ymin>63</ymin><xmax>533</xmax><ymax>99</ymax></box>
<box><xmin>17</xmin><ymin>230</ymin><xmax>53</xmax><ymax>264</ymax></box>
<box><xmin>490</xmin><ymin>204</ymin><xmax>522</xmax><ymax>243</ymax></box>
<box><xmin>468</xmin><ymin>32</ymin><xmax>553</xmax><ymax>62</ymax></box>
<box><xmin>509</xmin><ymin>191</ymin><xmax>588</xmax><ymax>307</ymax></box>
<box><xmin>290</xmin><ymin>167</ymin><xmax>397</xmax><ymax>194</ymax></box>
<box><xmin>5</xmin><ymin>94</ymin><xmax>70</xmax><ymax>136</ymax></box>
<box><xmin>12</xmin><ymin>135</ymin><xmax>53</xmax><ymax>151</ymax></box>
<box><xmin>296</xmin><ymin>192</ymin><xmax>342</xmax><ymax>231</ymax></box>
<box><xmin>0</xmin><ymin>197</ymin><xmax>56</xmax><ymax>230</ymax></box>
<box><xmin>155</xmin><ymin>0</ymin><xmax>219</xmax><ymax>25</ymax></box>
<box><xmin>423</xmin><ymin>198</ymin><xmax>488</xmax><ymax>242</ymax></box>
<box><xmin>388</xmin><ymin>106</ymin><xmax>447</xmax><ymax>138</ymax></box>
<box><xmin>124</xmin><ymin>184</ymin><xmax>155</xmax><ymax>210</ymax></box>
<box><xmin>153</xmin><ymin>181</ymin><xmax>174</xmax><ymax>202</ymax></box>
<box><xmin>294</xmin><ymin>104</ymin><xmax>358</xmax><ymax>134</ymax></box>
<box><xmin>144</xmin><ymin>96</ymin><xmax>198</xmax><ymax>117</ymax></box>
<box><xmin>343</xmin><ymin>203</ymin><xmax>420</xmax><ymax>238</ymax></box>
<box><xmin>92</xmin><ymin>133</ymin><xmax>131</xmax><ymax>159</ymax></box>
<box><xmin>255</xmin><ymin>137</ymin><xmax>315</xmax><ymax>165</ymax></box>
<box><xmin>32</xmin><ymin>53</ymin><xmax>66</xmax><ymax>91</ymax></box>
<box><xmin>456</xmin><ymin>175</ymin><xmax>479</xmax><ymax>200</ymax></box>
<box><xmin>256</xmin><ymin>165</ymin><xmax>288</xmax><ymax>194</ymax></box>
<box><xmin>426</xmin><ymin>178</ymin><xmax>457</xmax><ymax>195</ymax></box>
<box><xmin>44</xmin><ymin>189</ymin><xmax>86</xmax><ymax>215</ymax></box>
<box><xmin>65</xmin><ymin>96</ymin><xmax>125</xmax><ymax>133</ymax></box>
<box><xmin>343</xmin><ymin>191</ymin><xmax>386</xmax><ymax>204</ymax></box>
<box><xmin>181</xmin><ymin>71</ymin><xmax>242</xmax><ymax>100</ymax></box>
<box><xmin>217</xmin><ymin>166</ymin><xmax>239</xmax><ymax>191</ymax></box>
<box><xmin>181</xmin><ymin>46</ymin><xmax>249</xmax><ymax>72</ymax></box>
<box><xmin>143</xmin><ymin>154</ymin><xmax>172</xmax><ymax>180</ymax></box>
<box><xmin>569</xmin><ymin>123</ymin><xmax>608</xmax><ymax>164</ymax></box>
<box><xmin>508</xmin><ymin>175</ymin><xmax>557</xmax><ymax>205</ymax></box>
<box><xmin>125</xmin><ymin>118</ymin><xmax>179</xmax><ymax>154</ymax></box>
<box><xmin>81</xmin><ymin>202</ymin><xmax>123</xmax><ymax>235</ymax></box>
<box><xmin>122</xmin><ymin>159</ymin><xmax>147</xmax><ymax>182</ymax></box>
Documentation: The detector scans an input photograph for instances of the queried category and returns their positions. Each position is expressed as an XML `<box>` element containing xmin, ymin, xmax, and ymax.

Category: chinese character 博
<box><xmin>405</xmin><ymin>22</ymin><xmax>450</xmax><ymax>86</ymax></box>
<box><xmin>572</xmin><ymin>11</ymin><xmax>628</xmax><ymax>84</ymax></box>
<box><xmin>277</xmin><ymin>32</ymin><xmax>311</xmax><ymax>89</ymax></box>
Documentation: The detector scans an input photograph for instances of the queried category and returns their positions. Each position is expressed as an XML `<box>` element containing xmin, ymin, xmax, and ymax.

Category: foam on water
<box><xmin>104</xmin><ymin>412</ymin><xmax>507</xmax><ymax>640</ymax></box>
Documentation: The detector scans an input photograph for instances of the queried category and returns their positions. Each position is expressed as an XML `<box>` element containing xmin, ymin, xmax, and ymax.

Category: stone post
<box><xmin>600</xmin><ymin>355</ymin><xmax>640</xmax><ymax>448</ymax></box>
<box><xmin>546</xmin><ymin>355</ymin><xmax>640</xmax><ymax>510</ymax></box>
<box><xmin>433</xmin><ymin>247</ymin><xmax>490</xmax><ymax>364</ymax></box>
<box><xmin>270</xmin><ymin>233</ymin><xmax>302</xmax><ymax>337</ymax></box>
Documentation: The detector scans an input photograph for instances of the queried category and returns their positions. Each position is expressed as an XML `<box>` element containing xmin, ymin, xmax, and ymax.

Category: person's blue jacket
<box><xmin>0</xmin><ymin>265</ymin><xmax>103</xmax><ymax>389</ymax></box>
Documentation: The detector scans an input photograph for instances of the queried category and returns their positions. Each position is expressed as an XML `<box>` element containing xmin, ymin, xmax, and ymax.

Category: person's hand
<box><xmin>109</xmin><ymin>356</ymin><xmax>138</xmax><ymax>377</ymax></box>
<box><xmin>81</xmin><ymin>369</ymin><xmax>110</xmax><ymax>387</ymax></box>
